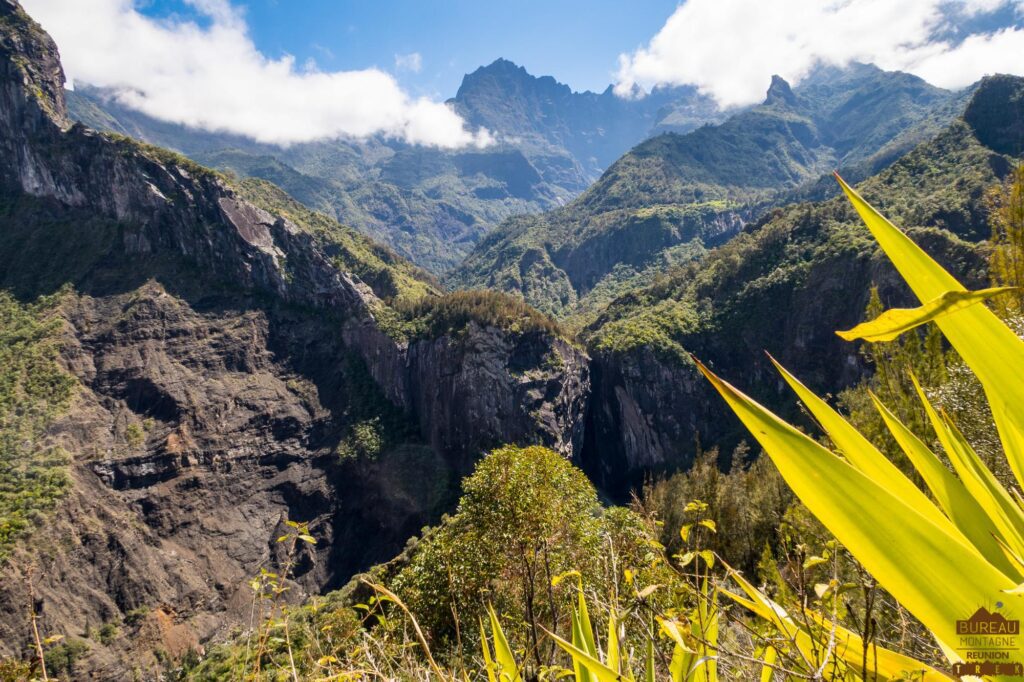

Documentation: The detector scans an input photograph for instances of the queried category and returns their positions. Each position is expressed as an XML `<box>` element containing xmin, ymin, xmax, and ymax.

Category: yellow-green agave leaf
<box><xmin>480</xmin><ymin>617</ymin><xmax>500</xmax><ymax>682</ymax></box>
<box><xmin>577</xmin><ymin>588</ymin><xmax>598</xmax><ymax>657</ymax></box>
<box><xmin>768</xmin><ymin>355</ymin><xmax>952</xmax><ymax>533</ymax></box>
<box><xmin>757</xmin><ymin>645</ymin><xmax>777</xmax><ymax>682</ymax></box>
<box><xmin>695</xmin><ymin>358</ymin><xmax>1017</xmax><ymax>655</ymax></box>
<box><xmin>487</xmin><ymin>605</ymin><xmax>521</xmax><ymax>682</ymax></box>
<box><xmin>870</xmin><ymin>392</ymin><xmax>1020</xmax><ymax>580</ymax></box>
<box><xmin>571</xmin><ymin>590</ymin><xmax>600</xmax><ymax>682</ymax></box>
<box><xmin>910</xmin><ymin>375</ymin><xmax>1024</xmax><ymax>564</ymax></box>
<box><xmin>574</xmin><ymin>609</ymin><xmax>597</xmax><ymax>682</ymax></box>
<box><xmin>547</xmin><ymin>628</ymin><xmax>631</xmax><ymax>682</ymax></box>
<box><xmin>835</xmin><ymin>173</ymin><xmax>1024</xmax><ymax>489</ymax></box>
<box><xmin>836</xmin><ymin>287</ymin><xmax>1016</xmax><ymax>342</ymax></box>
<box><xmin>607</xmin><ymin>609</ymin><xmax>621</xmax><ymax>676</ymax></box>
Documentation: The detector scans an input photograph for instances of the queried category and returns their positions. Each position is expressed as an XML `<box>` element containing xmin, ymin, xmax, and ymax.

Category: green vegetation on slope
<box><xmin>585</xmin><ymin>117</ymin><xmax>1011</xmax><ymax>362</ymax></box>
<box><xmin>186</xmin><ymin>445</ymin><xmax>670</xmax><ymax>680</ymax></box>
<box><xmin>390</xmin><ymin>445</ymin><xmax>641</xmax><ymax>647</ymax></box>
<box><xmin>65</xmin><ymin>60</ymin><xmax>728</xmax><ymax>274</ymax></box>
<box><xmin>0</xmin><ymin>290</ymin><xmax>75</xmax><ymax>559</ymax></box>
<box><xmin>102</xmin><ymin>132</ymin><xmax>224</xmax><ymax>182</ymax></box>
<box><xmin>452</xmin><ymin>66</ymin><xmax>957</xmax><ymax>319</ymax></box>
<box><xmin>391</xmin><ymin>289</ymin><xmax>563</xmax><ymax>341</ymax></box>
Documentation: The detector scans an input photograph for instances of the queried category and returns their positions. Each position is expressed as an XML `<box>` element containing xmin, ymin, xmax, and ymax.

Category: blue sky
<box><xmin>23</xmin><ymin>0</ymin><xmax>1024</xmax><ymax>147</ymax></box>
<box><xmin>138</xmin><ymin>0</ymin><xmax>682</xmax><ymax>98</ymax></box>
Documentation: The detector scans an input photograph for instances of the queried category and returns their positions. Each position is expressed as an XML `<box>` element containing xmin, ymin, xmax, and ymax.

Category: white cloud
<box><xmin>394</xmin><ymin>52</ymin><xmax>423</xmax><ymax>74</ymax></box>
<box><xmin>22</xmin><ymin>0</ymin><xmax>491</xmax><ymax>148</ymax></box>
<box><xmin>614</xmin><ymin>0</ymin><xmax>1024</xmax><ymax>107</ymax></box>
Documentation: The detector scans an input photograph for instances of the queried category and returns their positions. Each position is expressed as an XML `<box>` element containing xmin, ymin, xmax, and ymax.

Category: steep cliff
<box><xmin>0</xmin><ymin>2</ymin><xmax>588</xmax><ymax>677</ymax></box>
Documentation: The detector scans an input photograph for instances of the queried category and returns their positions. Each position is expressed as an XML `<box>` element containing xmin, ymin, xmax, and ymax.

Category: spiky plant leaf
<box><xmin>768</xmin><ymin>355</ymin><xmax>953</xmax><ymax>534</ymax></box>
<box><xmin>548</xmin><ymin>628</ymin><xmax>631</xmax><ymax>682</ymax></box>
<box><xmin>695</xmin><ymin>359</ymin><xmax>1015</xmax><ymax>655</ymax></box>
<box><xmin>836</xmin><ymin>173</ymin><xmax>1024</xmax><ymax>489</ymax></box>
<box><xmin>480</xmin><ymin>617</ymin><xmax>499</xmax><ymax>682</ymax></box>
<box><xmin>836</xmin><ymin>287</ymin><xmax>1016</xmax><ymax>342</ymax></box>
<box><xmin>871</xmin><ymin>392</ymin><xmax>1020</xmax><ymax>578</ymax></box>
<box><xmin>606</xmin><ymin>609</ymin><xmax>620</xmax><ymax>676</ymax></box>
<box><xmin>487</xmin><ymin>605</ymin><xmax>521</xmax><ymax>682</ymax></box>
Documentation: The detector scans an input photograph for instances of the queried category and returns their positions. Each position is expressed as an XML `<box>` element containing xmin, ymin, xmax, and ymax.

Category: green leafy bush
<box><xmin>391</xmin><ymin>445</ymin><xmax>656</xmax><ymax>656</ymax></box>
<box><xmin>335</xmin><ymin>418</ymin><xmax>383</xmax><ymax>461</ymax></box>
<box><xmin>392</xmin><ymin>289</ymin><xmax>563</xmax><ymax>341</ymax></box>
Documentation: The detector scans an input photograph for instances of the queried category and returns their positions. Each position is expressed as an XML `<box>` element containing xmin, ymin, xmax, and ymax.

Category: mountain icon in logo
<box><xmin>958</xmin><ymin>608</ymin><xmax>1020</xmax><ymax>635</ymax></box>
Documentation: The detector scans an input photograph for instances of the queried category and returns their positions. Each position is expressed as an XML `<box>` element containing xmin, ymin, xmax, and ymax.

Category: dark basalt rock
<box><xmin>964</xmin><ymin>74</ymin><xmax>1024</xmax><ymax>157</ymax></box>
<box><xmin>764</xmin><ymin>75</ymin><xmax>798</xmax><ymax>107</ymax></box>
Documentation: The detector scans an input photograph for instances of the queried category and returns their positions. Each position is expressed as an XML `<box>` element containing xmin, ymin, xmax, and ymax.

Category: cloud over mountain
<box><xmin>23</xmin><ymin>0</ymin><xmax>491</xmax><ymax>148</ymax></box>
<box><xmin>614</xmin><ymin>0</ymin><xmax>1024</xmax><ymax>107</ymax></box>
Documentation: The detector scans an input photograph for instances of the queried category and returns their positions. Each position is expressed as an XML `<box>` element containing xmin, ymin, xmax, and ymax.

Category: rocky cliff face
<box><xmin>406</xmin><ymin>324</ymin><xmax>588</xmax><ymax>465</ymax></box>
<box><xmin>0</xmin><ymin>3</ymin><xmax>588</xmax><ymax>676</ymax></box>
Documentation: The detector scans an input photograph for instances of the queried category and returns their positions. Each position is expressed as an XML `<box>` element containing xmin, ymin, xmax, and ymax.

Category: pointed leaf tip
<box><xmin>836</xmin><ymin>287</ymin><xmax>1018</xmax><ymax>343</ymax></box>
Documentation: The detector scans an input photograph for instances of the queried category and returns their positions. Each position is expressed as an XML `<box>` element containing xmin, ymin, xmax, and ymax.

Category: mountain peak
<box><xmin>963</xmin><ymin>73</ymin><xmax>1024</xmax><ymax>157</ymax></box>
<box><xmin>454</xmin><ymin>57</ymin><xmax>575</xmax><ymax>108</ymax></box>
<box><xmin>462</xmin><ymin>58</ymin><xmax>533</xmax><ymax>86</ymax></box>
<box><xmin>481</xmin><ymin>57</ymin><xmax>526</xmax><ymax>74</ymax></box>
<box><xmin>765</xmin><ymin>75</ymin><xmax>797</xmax><ymax>106</ymax></box>
<box><xmin>454</xmin><ymin>58</ymin><xmax>541</xmax><ymax>101</ymax></box>
<box><xmin>0</xmin><ymin>0</ymin><xmax>68</xmax><ymax>127</ymax></box>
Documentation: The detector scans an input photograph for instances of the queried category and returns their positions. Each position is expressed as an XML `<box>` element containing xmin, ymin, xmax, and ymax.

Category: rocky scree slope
<box><xmin>451</xmin><ymin>65</ymin><xmax>958</xmax><ymax>319</ymax></box>
<box><xmin>578</xmin><ymin>75</ymin><xmax>1023</xmax><ymax>495</ymax></box>
<box><xmin>0</xmin><ymin>2</ymin><xmax>587</xmax><ymax>677</ymax></box>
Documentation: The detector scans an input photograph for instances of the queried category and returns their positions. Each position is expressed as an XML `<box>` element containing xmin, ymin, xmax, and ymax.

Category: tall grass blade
<box><xmin>547</xmin><ymin>628</ymin><xmax>629</xmax><ymax>682</ymax></box>
<box><xmin>480</xmin><ymin>617</ymin><xmax>499</xmax><ymax>682</ymax></box>
<box><xmin>607</xmin><ymin>609</ymin><xmax>620</xmax><ymax>675</ymax></box>
<box><xmin>487</xmin><ymin>605</ymin><xmax>521</xmax><ymax>682</ymax></box>
<box><xmin>757</xmin><ymin>645</ymin><xmax>777</xmax><ymax>682</ymax></box>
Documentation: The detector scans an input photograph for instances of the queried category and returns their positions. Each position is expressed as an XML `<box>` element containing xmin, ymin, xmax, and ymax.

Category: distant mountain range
<box><xmin>451</xmin><ymin>64</ymin><xmax>964</xmax><ymax>319</ymax></box>
<box><xmin>67</xmin><ymin>59</ymin><xmax>726</xmax><ymax>273</ymax></box>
